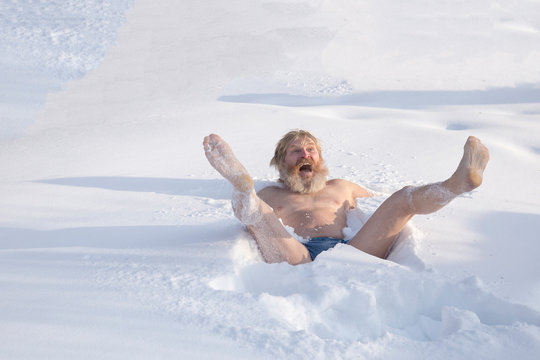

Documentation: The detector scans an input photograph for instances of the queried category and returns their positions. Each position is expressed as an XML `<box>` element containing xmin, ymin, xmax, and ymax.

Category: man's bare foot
<box><xmin>447</xmin><ymin>136</ymin><xmax>490</xmax><ymax>194</ymax></box>
<box><xmin>203</xmin><ymin>134</ymin><xmax>254</xmax><ymax>192</ymax></box>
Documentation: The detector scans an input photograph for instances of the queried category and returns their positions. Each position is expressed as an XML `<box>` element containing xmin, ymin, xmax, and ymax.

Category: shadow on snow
<box><xmin>36</xmin><ymin>177</ymin><xmax>233</xmax><ymax>200</ymax></box>
<box><xmin>218</xmin><ymin>83</ymin><xmax>540</xmax><ymax>109</ymax></box>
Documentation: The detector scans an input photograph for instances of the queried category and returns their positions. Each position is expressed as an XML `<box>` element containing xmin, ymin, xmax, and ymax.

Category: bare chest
<box><xmin>271</xmin><ymin>191</ymin><xmax>353</xmax><ymax>239</ymax></box>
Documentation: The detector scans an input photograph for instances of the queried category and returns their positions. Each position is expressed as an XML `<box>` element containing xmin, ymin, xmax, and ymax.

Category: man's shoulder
<box><xmin>258</xmin><ymin>184</ymin><xmax>282</xmax><ymax>192</ymax></box>
<box><xmin>326</xmin><ymin>178</ymin><xmax>357</xmax><ymax>188</ymax></box>
<box><xmin>257</xmin><ymin>184</ymin><xmax>291</xmax><ymax>205</ymax></box>
<box><xmin>257</xmin><ymin>184</ymin><xmax>287</xmax><ymax>197</ymax></box>
<box><xmin>326</xmin><ymin>178</ymin><xmax>372</xmax><ymax>197</ymax></box>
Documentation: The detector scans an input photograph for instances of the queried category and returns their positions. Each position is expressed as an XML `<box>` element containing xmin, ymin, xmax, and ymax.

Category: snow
<box><xmin>0</xmin><ymin>0</ymin><xmax>134</xmax><ymax>140</ymax></box>
<box><xmin>1</xmin><ymin>0</ymin><xmax>539</xmax><ymax>358</ymax></box>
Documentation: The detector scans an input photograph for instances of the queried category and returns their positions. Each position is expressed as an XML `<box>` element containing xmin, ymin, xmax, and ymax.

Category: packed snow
<box><xmin>1</xmin><ymin>0</ymin><xmax>539</xmax><ymax>359</ymax></box>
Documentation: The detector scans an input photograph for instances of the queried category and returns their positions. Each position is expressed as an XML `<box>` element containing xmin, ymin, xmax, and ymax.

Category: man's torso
<box><xmin>258</xmin><ymin>179</ymin><xmax>369</xmax><ymax>239</ymax></box>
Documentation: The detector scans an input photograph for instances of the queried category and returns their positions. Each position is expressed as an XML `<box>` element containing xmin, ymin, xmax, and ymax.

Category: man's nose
<box><xmin>301</xmin><ymin>148</ymin><xmax>311</xmax><ymax>158</ymax></box>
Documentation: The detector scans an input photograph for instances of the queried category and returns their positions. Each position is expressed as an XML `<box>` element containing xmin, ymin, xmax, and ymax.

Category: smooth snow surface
<box><xmin>1</xmin><ymin>0</ymin><xmax>540</xmax><ymax>359</ymax></box>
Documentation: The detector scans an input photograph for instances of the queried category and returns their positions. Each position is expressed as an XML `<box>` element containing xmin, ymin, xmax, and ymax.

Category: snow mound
<box><xmin>203</xmin><ymin>201</ymin><xmax>540</xmax><ymax>358</ymax></box>
<box><xmin>206</xmin><ymin>235</ymin><xmax>540</xmax><ymax>358</ymax></box>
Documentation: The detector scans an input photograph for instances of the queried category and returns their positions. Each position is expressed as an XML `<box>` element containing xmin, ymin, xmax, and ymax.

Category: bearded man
<box><xmin>203</xmin><ymin>130</ymin><xmax>489</xmax><ymax>265</ymax></box>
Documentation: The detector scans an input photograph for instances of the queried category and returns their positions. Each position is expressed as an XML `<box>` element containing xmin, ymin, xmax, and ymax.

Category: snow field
<box><xmin>1</xmin><ymin>0</ymin><xmax>540</xmax><ymax>359</ymax></box>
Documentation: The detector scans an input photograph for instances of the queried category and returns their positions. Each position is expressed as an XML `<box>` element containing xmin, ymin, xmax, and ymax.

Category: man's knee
<box><xmin>392</xmin><ymin>186</ymin><xmax>416</xmax><ymax>215</ymax></box>
<box><xmin>232</xmin><ymin>190</ymin><xmax>263</xmax><ymax>225</ymax></box>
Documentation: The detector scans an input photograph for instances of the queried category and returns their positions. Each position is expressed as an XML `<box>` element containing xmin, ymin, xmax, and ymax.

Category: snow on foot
<box><xmin>203</xmin><ymin>134</ymin><xmax>254</xmax><ymax>192</ymax></box>
<box><xmin>449</xmin><ymin>136</ymin><xmax>490</xmax><ymax>194</ymax></box>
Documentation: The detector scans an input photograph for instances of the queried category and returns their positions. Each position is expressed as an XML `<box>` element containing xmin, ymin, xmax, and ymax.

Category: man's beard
<box><xmin>279</xmin><ymin>159</ymin><xmax>329</xmax><ymax>194</ymax></box>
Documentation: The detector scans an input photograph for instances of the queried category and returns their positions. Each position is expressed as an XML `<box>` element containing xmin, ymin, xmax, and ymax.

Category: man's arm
<box><xmin>329</xmin><ymin>179</ymin><xmax>373</xmax><ymax>202</ymax></box>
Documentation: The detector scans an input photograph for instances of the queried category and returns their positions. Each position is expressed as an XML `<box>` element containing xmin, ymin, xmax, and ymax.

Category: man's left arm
<box><xmin>349</xmin><ymin>181</ymin><xmax>374</xmax><ymax>199</ymax></box>
<box><xmin>332</xmin><ymin>179</ymin><xmax>373</xmax><ymax>201</ymax></box>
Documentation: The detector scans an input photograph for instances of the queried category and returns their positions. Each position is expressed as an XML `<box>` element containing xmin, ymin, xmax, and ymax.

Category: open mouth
<box><xmin>298</xmin><ymin>163</ymin><xmax>313</xmax><ymax>174</ymax></box>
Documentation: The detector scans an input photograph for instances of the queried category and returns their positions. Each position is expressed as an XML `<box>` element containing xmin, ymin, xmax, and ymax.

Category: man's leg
<box><xmin>203</xmin><ymin>134</ymin><xmax>311</xmax><ymax>265</ymax></box>
<box><xmin>348</xmin><ymin>136</ymin><xmax>489</xmax><ymax>258</ymax></box>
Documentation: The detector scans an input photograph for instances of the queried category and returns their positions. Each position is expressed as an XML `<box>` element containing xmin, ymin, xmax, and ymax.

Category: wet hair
<box><xmin>270</xmin><ymin>129</ymin><xmax>323</xmax><ymax>170</ymax></box>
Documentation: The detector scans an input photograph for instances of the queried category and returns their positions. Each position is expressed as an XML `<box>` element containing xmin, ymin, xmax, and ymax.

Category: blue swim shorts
<box><xmin>304</xmin><ymin>237</ymin><xmax>349</xmax><ymax>260</ymax></box>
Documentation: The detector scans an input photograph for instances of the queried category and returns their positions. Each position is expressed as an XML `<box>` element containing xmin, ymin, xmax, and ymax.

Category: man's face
<box><xmin>280</xmin><ymin>138</ymin><xmax>328</xmax><ymax>194</ymax></box>
<box><xmin>283</xmin><ymin>138</ymin><xmax>321</xmax><ymax>179</ymax></box>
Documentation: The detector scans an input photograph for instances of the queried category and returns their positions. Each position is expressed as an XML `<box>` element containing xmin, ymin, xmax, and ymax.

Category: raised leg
<box><xmin>204</xmin><ymin>134</ymin><xmax>311</xmax><ymax>264</ymax></box>
<box><xmin>348</xmin><ymin>136</ymin><xmax>489</xmax><ymax>258</ymax></box>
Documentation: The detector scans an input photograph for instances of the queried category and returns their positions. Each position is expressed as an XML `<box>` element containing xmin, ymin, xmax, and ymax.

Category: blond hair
<box><xmin>270</xmin><ymin>130</ymin><xmax>323</xmax><ymax>170</ymax></box>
